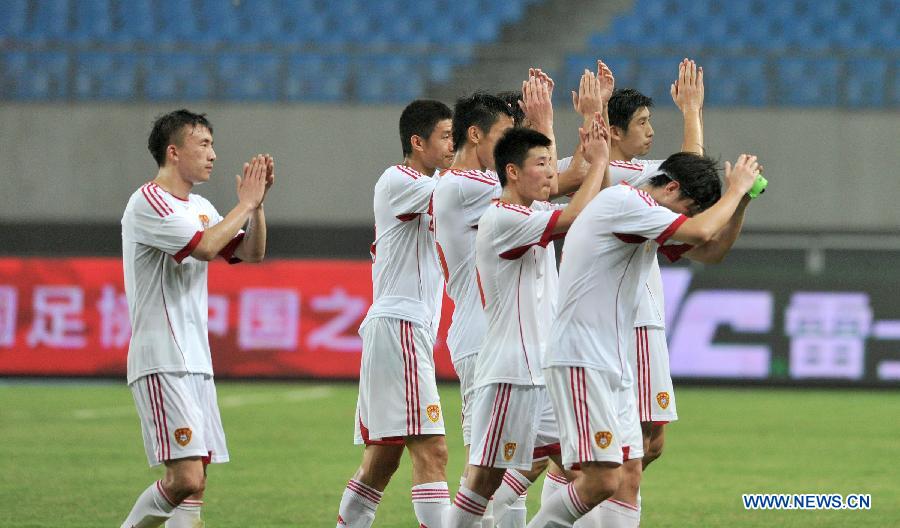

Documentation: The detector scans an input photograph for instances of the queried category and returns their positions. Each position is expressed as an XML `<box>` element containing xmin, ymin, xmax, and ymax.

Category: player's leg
<box><xmin>449</xmin><ymin>384</ymin><xmax>540</xmax><ymax>528</ymax></box>
<box><xmin>540</xmin><ymin>460</ymin><xmax>570</xmax><ymax>507</ymax></box>
<box><xmin>122</xmin><ymin>374</ymin><xmax>215</xmax><ymax>528</ymax></box>
<box><xmin>338</xmin><ymin>317</ymin><xmax>413</xmax><ymax>527</ymax></box>
<box><xmin>643</xmin><ymin>422</ymin><xmax>666</xmax><ymax>468</ymax></box>
<box><xmin>525</xmin><ymin>367</ymin><xmax>623</xmax><ymax>526</ymax></box>
<box><xmin>402</xmin><ymin>319</ymin><xmax>451</xmax><ymax>527</ymax></box>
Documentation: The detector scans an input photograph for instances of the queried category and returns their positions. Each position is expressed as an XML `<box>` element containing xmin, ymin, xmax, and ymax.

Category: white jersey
<box><xmin>560</xmin><ymin>156</ymin><xmax>668</xmax><ymax>329</ymax></box>
<box><xmin>121</xmin><ymin>182</ymin><xmax>243</xmax><ymax>384</ymax></box>
<box><xmin>432</xmin><ymin>169</ymin><xmax>501</xmax><ymax>363</ymax></box>
<box><xmin>546</xmin><ymin>183</ymin><xmax>691</xmax><ymax>385</ymax></box>
<box><xmin>362</xmin><ymin>164</ymin><xmax>442</xmax><ymax>332</ymax></box>
<box><xmin>474</xmin><ymin>200</ymin><xmax>564</xmax><ymax>388</ymax></box>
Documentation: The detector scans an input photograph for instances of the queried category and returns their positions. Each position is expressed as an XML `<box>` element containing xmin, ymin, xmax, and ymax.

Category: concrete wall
<box><xmin>1</xmin><ymin>103</ymin><xmax>897</xmax><ymax>230</ymax></box>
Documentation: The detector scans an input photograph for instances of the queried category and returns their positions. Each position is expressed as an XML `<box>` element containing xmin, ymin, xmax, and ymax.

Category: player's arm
<box><xmin>233</xmin><ymin>155</ymin><xmax>275</xmax><ymax>262</ymax></box>
<box><xmin>191</xmin><ymin>154</ymin><xmax>268</xmax><ymax>261</ymax></box>
<box><xmin>552</xmin><ymin>113</ymin><xmax>610</xmax><ymax>234</ymax></box>
<box><xmin>671</xmin><ymin>58</ymin><xmax>704</xmax><ymax>155</ymax></box>
<box><xmin>557</xmin><ymin>60</ymin><xmax>615</xmax><ymax>196</ymax></box>
<box><xmin>680</xmin><ymin>194</ymin><xmax>749</xmax><ymax>263</ymax></box>
<box><xmin>669</xmin><ymin>154</ymin><xmax>759</xmax><ymax>250</ymax></box>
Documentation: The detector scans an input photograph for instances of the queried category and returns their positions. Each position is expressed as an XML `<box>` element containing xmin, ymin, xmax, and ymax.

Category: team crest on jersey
<box><xmin>198</xmin><ymin>214</ymin><xmax>210</xmax><ymax>229</ymax></box>
<box><xmin>426</xmin><ymin>404</ymin><xmax>441</xmax><ymax>423</ymax></box>
<box><xmin>174</xmin><ymin>428</ymin><xmax>192</xmax><ymax>446</ymax></box>
<box><xmin>503</xmin><ymin>442</ymin><xmax>517</xmax><ymax>461</ymax></box>
<box><xmin>657</xmin><ymin>392</ymin><xmax>670</xmax><ymax>409</ymax></box>
<box><xmin>594</xmin><ymin>431</ymin><xmax>613</xmax><ymax>449</ymax></box>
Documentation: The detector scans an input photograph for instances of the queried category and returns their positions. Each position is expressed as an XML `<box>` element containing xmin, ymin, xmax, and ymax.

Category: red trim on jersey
<box><xmin>481</xmin><ymin>384</ymin><xmax>511</xmax><ymax>465</ymax></box>
<box><xmin>395</xmin><ymin>164</ymin><xmax>422</xmax><ymax>180</ymax></box>
<box><xmin>436</xmin><ymin>242</ymin><xmax>450</xmax><ymax>282</ymax></box>
<box><xmin>496</xmin><ymin>201</ymin><xmax>532</xmax><ymax>215</ymax></box>
<box><xmin>659</xmin><ymin>242</ymin><xmax>692</xmax><ymax>263</ymax></box>
<box><xmin>539</xmin><ymin>209</ymin><xmax>563</xmax><ymax>246</ymax></box>
<box><xmin>150</xmin><ymin>375</ymin><xmax>170</xmax><ymax>461</ymax></box>
<box><xmin>610</xmin><ymin>160</ymin><xmax>644</xmax><ymax>171</ymax></box>
<box><xmin>476</xmin><ymin>267</ymin><xmax>486</xmax><ymax>307</ymax></box>
<box><xmin>173</xmin><ymin>231</ymin><xmax>203</xmax><ymax>263</ymax></box>
<box><xmin>153</xmin><ymin>183</ymin><xmax>189</xmax><ymax>202</ymax></box>
<box><xmin>147</xmin><ymin>377</ymin><xmax>163</xmax><ymax>462</ymax></box>
<box><xmin>653</xmin><ymin>420</ymin><xmax>670</xmax><ymax>425</ymax></box>
<box><xmin>636</xmin><ymin>188</ymin><xmax>657</xmax><ymax>207</ymax></box>
<box><xmin>454</xmin><ymin>170</ymin><xmax>497</xmax><ymax>186</ymax></box>
<box><xmin>546</xmin><ymin>471</ymin><xmax>568</xmax><ymax>485</ymax></box>
<box><xmin>396</xmin><ymin>213</ymin><xmax>420</xmax><ymax>222</ymax></box>
<box><xmin>218</xmin><ymin>232</ymin><xmax>245</xmax><ymax>264</ymax></box>
<box><xmin>533</xmin><ymin>442</ymin><xmax>562</xmax><ymax>460</ymax></box>
<box><xmin>140</xmin><ymin>184</ymin><xmax>171</xmax><ymax>217</ymax></box>
<box><xmin>614</xmin><ymin>247</ymin><xmax>641</xmax><ymax>377</ymax></box>
<box><xmin>656</xmin><ymin>214</ymin><xmax>688</xmax><ymax>245</ymax></box>
<box><xmin>149</xmin><ymin>184</ymin><xmax>178</xmax><ymax>213</ymax></box>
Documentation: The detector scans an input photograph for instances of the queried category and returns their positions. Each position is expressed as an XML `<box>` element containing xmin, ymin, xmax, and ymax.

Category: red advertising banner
<box><xmin>0</xmin><ymin>258</ymin><xmax>457</xmax><ymax>379</ymax></box>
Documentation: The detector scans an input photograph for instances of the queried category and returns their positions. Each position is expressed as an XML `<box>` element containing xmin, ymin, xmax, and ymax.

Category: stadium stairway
<box><xmin>428</xmin><ymin>0</ymin><xmax>632</xmax><ymax>100</ymax></box>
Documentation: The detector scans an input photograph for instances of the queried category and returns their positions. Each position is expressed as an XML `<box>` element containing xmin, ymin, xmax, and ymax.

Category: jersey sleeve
<box><xmin>387</xmin><ymin>168</ymin><xmax>437</xmax><ymax>218</ymax></box>
<box><xmin>129</xmin><ymin>194</ymin><xmax>203</xmax><ymax>263</ymax></box>
<box><xmin>613</xmin><ymin>187</ymin><xmax>689</xmax><ymax>246</ymax></box>
<box><xmin>461</xmin><ymin>178</ymin><xmax>500</xmax><ymax>227</ymax></box>
<box><xmin>208</xmin><ymin>202</ymin><xmax>245</xmax><ymax>264</ymax></box>
<box><xmin>493</xmin><ymin>206</ymin><xmax>562</xmax><ymax>260</ymax></box>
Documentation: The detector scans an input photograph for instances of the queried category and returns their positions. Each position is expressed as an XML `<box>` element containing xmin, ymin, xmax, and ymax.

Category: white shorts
<box><xmin>468</xmin><ymin>383</ymin><xmax>559</xmax><ymax>470</ymax></box>
<box><xmin>130</xmin><ymin>372</ymin><xmax>229</xmax><ymax>467</ymax></box>
<box><xmin>354</xmin><ymin>317</ymin><xmax>445</xmax><ymax>445</ymax></box>
<box><xmin>628</xmin><ymin>326</ymin><xmax>678</xmax><ymax>423</ymax></box>
<box><xmin>544</xmin><ymin>366</ymin><xmax>643</xmax><ymax>469</ymax></box>
<box><xmin>453</xmin><ymin>355</ymin><xmax>478</xmax><ymax>446</ymax></box>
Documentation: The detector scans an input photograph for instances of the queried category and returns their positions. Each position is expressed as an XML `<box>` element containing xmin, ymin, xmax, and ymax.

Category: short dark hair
<box><xmin>148</xmin><ymin>109</ymin><xmax>213</xmax><ymax>167</ymax></box>
<box><xmin>607</xmin><ymin>88</ymin><xmax>654</xmax><ymax>131</ymax></box>
<box><xmin>493</xmin><ymin>128</ymin><xmax>553</xmax><ymax>187</ymax></box>
<box><xmin>452</xmin><ymin>92</ymin><xmax>514</xmax><ymax>152</ymax></box>
<box><xmin>495</xmin><ymin>90</ymin><xmax>526</xmax><ymax>127</ymax></box>
<box><xmin>399</xmin><ymin>99</ymin><xmax>453</xmax><ymax>157</ymax></box>
<box><xmin>648</xmin><ymin>152</ymin><xmax>722</xmax><ymax>212</ymax></box>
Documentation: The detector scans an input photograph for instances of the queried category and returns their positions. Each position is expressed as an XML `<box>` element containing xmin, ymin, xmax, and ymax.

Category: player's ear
<box><xmin>167</xmin><ymin>144</ymin><xmax>179</xmax><ymax>163</ymax></box>
<box><xmin>506</xmin><ymin>163</ymin><xmax>518</xmax><ymax>183</ymax></box>
<box><xmin>468</xmin><ymin>125</ymin><xmax>481</xmax><ymax>145</ymax></box>
<box><xmin>410</xmin><ymin>134</ymin><xmax>425</xmax><ymax>153</ymax></box>
<box><xmin>666</xmin><ymin>180</ymin><xmax>680</xmax><ymax>195</ymax></box>
<box><xmin>609</xmin><ymin>125</ymin><xmax>624</xmax><ymax>142</ymax></box>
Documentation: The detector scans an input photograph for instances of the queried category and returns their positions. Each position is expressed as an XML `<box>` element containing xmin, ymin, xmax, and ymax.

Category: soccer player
<box><xmin>336</xmin><ymin>100</ymin><xmax>455</xmax><ymax>528</ymax></box>
<box><xmin>528</xmin><ymin>152</ymin><xmax>761</xmax><ymax>528</ymax></box>
<box><xmin>549</xmin><ymin>58</ymin><xmax>706</xmax><ymax>526</ymax></box>
<box><xmin>446</xmin><ymin>114</ymin><xmax>611</xmax><ymax>528</ymax></box>
<box><xmin>120</xmin><ymin>109</ymin><xmax>274</xmax><ymax>528</ymax></box>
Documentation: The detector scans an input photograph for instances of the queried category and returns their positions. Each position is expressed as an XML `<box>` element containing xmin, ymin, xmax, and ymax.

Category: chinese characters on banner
<box><xmin>0</xmin><ymin>258</ymin><xmax>898</xmax><ymax>383</ymax></box>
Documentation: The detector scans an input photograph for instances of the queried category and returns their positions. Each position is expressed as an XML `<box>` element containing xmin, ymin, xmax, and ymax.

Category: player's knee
<box><xmin>421</xmin><ymin>440</ymin><xmax>449</xmax><ymax>470</ymax></box>
<box><xmin>409</xmin><ymin>437</ymin><xmax>448</xmax><ymax>473</ymax></box>
<box><xmin>580</xmin><ymin>468</ymin><xmax>620</xmax><ymax>506</ymax></box>
<box><xmin>169</xmin><ymin>472</ymin><xmax>205</xmax><ymax>500</ymax></box>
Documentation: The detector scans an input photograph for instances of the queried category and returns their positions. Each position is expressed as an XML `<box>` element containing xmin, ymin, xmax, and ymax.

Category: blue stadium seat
<box><xmin>0</xmin><ymin>0</ymin><xmax>30</xmax><ymax>44</ymax></box>
<box><xmin>70</xmin><ymin>0</ymin><xmax>113</xmax><ymax>45</ymax></box>
<box><xmin>844</xmin><ymin>58</ymin><xmax>888</xmax><ymax>107</ymax></box>
<box><xmin>355</xmin><ymin>56</ymin><xmax>423</xmax><ymax>103</ymax></box>
<box><xmin>217</xmin><ymin>53</ymin><xmax>281</xmax><ymax>101</ymax></box>
<box><xmin>143</xmin><ymin>54</ymin><xmax>212</xmax><ymax>101</ymax></box>
<box><xmin>74</xmin><ymin>52</ymin><xmax>138</xmax><ymax>100</ymax></box>
<box><xmin>12</xmin><ymin>52</ymin><xmax>69</xmax><ymax>100</ymax></box>
<box><xmin>703</xmin><ymin>57</ymin><xmax>767</xmax><ymax>107</ymax></box>
<box><xmin>110</xmin><ymin>0</ymin><xmax>155</xmax><ymax>45</ymax></box>
<box><xmin>284</xmin><ymin>54</ymin><xmax>349</xmax><ymax>102</ymax></box>
<box><xmin>776</xmin><ymin>57</ymin><xmax>840</xmax><ymax>106</ymax></box>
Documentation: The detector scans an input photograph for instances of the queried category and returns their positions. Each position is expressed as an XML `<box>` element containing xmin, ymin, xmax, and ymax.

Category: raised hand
<box><xmin>571</xmin><ymin>68</ymin><xmax>602</xmax><ymax>116</ymax></box>
<box><xmin>596</xmin><ymin>59</ymin><xmax>615</xmax><ymax>104</ymax></box>
<box><xmin>724</xmin><ymin>153</ymin><xmax>760</xmax><ymax>196</ymax></box>
<box><xmin>263</xmin><ymin>154</ymin><xmax>275</xmax><ymax>198</ymax></box>
<box><xmin>519</xmin><ymin>68</ymin><xmax>553</xmax><ymax>134</ymax></box>
<box><xmin>580</xmin><ymin>112</ymin><xmax>610</xmax><ymax>165</ymax></box>
<box><xmin>671</xmin><ymin>58</ymin><xmax>704</xmax><ymax>114</ymax></box>
<box><xmin>235</xmin><ymin>154</ymin><xmax>268</xmax><ymax>210</ymax></box>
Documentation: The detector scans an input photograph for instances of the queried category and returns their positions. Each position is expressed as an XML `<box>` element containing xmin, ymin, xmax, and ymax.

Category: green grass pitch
<box><xmin>1</xmin><ymin>380</ymin><xmax>897</xmax><ymax>527</ymax></box>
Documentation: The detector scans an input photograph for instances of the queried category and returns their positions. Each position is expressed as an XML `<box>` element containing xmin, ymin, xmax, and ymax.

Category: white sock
<box><xmin>412</xmin><ymin>481</ymin><xmax>450</xmax><ymax>528</ymax></box>
<box><xmin>540</xmin><ymin>471</ymin><xmax>568</xmax><ymax>507</ymax></box>
<box><xmin>337</xmin><ymin>479</ymin><xmax>382</xmax><ymax>528</ymax></box>
<box><xmin>121</xmin><ymin>480</ymin><xmax>178</xmax><ymax>528</ymax></box>
<box><xmin>525</xmin><ymin>483</ymin><xmax>589</xmax><ymax>528</ymax></box>
<box><xmin>447</xmin><ymin>485</ymin><xmax>489</xmax><ymax>528</ymax></box>
<box><xmin>499</xmin><ymin>492</ymin><xmax>527</xmax><ymax>528</ymax></box>
<box><xmin>165</xmin><ymin>499</ymin><xmax>202</xmax><ymax>527</ymax></box>
<box><xmin>595</xmin><ymin>500</ymin><xmax>640</xmax><ymax>528</ymax></box>
<box><xmin>492</xmin><ymin>470</ymin><xmax>531</xmax><ymax>524</ymax></box>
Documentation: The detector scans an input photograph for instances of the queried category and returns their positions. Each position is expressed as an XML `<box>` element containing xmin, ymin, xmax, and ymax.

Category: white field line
<box><xmin>71</xmin><ymin>386</ymin><xmax>333</xmax><ymax>420</ymax></box>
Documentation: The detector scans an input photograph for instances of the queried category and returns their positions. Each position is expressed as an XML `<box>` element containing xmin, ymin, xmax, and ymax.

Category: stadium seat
<box><xmin>844</xmin><ymin>58</ymin><xmax>888</xmax><ymax>107</ymax></box>
<box><xmin>217</xmin><ymin>53</ymin><xmax>281</xmax><ymax>101</ymax></box>
<box><xmin>143</xmin><ymin>54</ymin><xmax>212</xmax><ymax>101</ymax></box>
